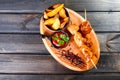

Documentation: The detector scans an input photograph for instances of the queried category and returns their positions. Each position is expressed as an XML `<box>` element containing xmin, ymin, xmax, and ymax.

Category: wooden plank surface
<box><xmin>66</xmin><ymin>0</ymin><xmax>120</xmax><ymax>11</ymax></box>
<box><xmin>0</xmin><ymin>0</ymin><xmax>119</xmax><ymax>79</ymax></box>
<box><xmin>0</xmin><ymin>0</ymin><xmax>120</xmax><ymax>13</ymax></box>
<box><xmin>0</xmin><ymin>0</ymin><xmax>65</xmax><ymax>13</ymax></box>
<box><xmin>0</xmin><ymin>34</ymin><xmax>47</xmax><ymax>53</ymax></box>
<box><xmin>0</xmin><ymin>74</ymin><xmax>118</xmax><ymax>80</ymax></box>
<box><xmin>0</xmin><ymin>74</ymin><xmax>119</xmax><ymax>80</ymax></box>
<box><xmin>0</xmin><ymin>33</ymin><xmax>119</xmax><ymax>53</ymax></box>
<box><xmin>0</xmin><ymin>13</ymin><xmax>120</xmax><ymax>53</ymax></box>
<box><xmin>0</xmin><ymin>14</ymin><xmax>41</xmax><ymax>33</ymax></box>
<box><xmin>81</xmin><ymin>12</ymin><xmax>120</xmax><ymax>32</ymax></box>
<box><xmin>0</xmin><ymin>54</ymin><xmax>119</xmax><ymax>74</ymax></box>
<box><xmin>0</xmin><ymin>12</ymin><xmax>119</xmax><ymax>33</ymax></box>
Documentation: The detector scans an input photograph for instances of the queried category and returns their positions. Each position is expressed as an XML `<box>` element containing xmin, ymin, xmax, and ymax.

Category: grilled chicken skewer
<box><xmin>84</xmin><ymin>8</ymin><xmax>97</xmax><ymax>69</ymax></box>
<box><xmin>67</xmin><ymin>9</ymin><xmax>97</xmax><ymax>70</ymax></box>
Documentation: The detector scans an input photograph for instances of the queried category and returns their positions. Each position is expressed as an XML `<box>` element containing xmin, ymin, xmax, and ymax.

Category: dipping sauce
<box><xmin>51</xmin><ymin>32</ymin><xmax>69</xmax><ymax>48</ymax></box>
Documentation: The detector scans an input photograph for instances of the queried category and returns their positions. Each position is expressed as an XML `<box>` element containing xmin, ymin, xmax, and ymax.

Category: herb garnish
<box><xmin>52</xmin><ymin>32</ymin><xmax>70</xmax><ymax>47</ymax></box>
<box><xmin>60</xmin><ymin>34</ymin><xmax>69</xmax><ymax>42</ymax></box>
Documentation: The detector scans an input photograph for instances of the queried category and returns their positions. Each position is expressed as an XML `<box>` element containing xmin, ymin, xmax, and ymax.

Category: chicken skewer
<box><xmin>67</xmin><ymin>8</ymin><xmax>97</xmax><ymax>69</ymax></box>
<box><xmin>84</xmin><ymin>8</ymin><xmax>97</xmax><ymax>69</ymax></box>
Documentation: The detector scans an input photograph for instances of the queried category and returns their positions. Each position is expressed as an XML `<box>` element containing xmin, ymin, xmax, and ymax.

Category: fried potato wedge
<box><xmin>52</xmin><ymin>4</ymin><xmax>61</xmax><ymax>8</ymax></box>
<box><xmin>67</xmin><ymin>24</ymin><xmax>79</xmax><ymax>35</ymax></box>
<box><xmin>45</xmin><ymin>9</ymin><xmax>52</xmax><ymax>13</ymax></box>
<box><xmin>43</xmin><ymin>12</ymin><xmax>48</xmax><ymax>19</ymax></box>
<box><xmin>63</xmin><ymin>17</ymin><xmax>69</xmax><ymax>22</ymax></box>
<box><xmin>59</xmin><ymin>8</ymin><xmax>67</xmax><ymax>18</ymax></box>
<box><xmin>60</xmin><ymin>21</ymin><xmax>66</xmax><ymax>29</ymax></box>
<box><xmin>47</xmin><ymin>4</ymin><xmax>64</xmax><ymax>17</ymax></box>
<box><xmin>51</xmin><ymin>18</ymin><xmax>60</xmax><ymax>30</ymax></box>
<box><xmin>44</xmin><ymin>17</ymin><xmax>56</xmax><ymax>25</ymax></box>
<box><xmin>60</xmin><ymin>17</ymin><xmax>69</xmax><ymax>29</ymax></box>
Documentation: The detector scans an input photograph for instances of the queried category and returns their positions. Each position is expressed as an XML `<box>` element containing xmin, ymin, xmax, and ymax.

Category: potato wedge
<box><xmin>60</xmin><ymin>21</ymin><xmax>66</xmax><ymax>29</ymax></box>
<box><xmin>59</xmin><ymin>8</ymin><xmax>67</xmax><ymax>18</ymax></box>
<box><xmin>44</xmin><ymin>17</ymin><xmax>56</xmax><ymax>25</ymax></box>
<box><xmin>63</xmin><ymin>17</ymin><xmax>69</xmax><ymax>23</ymax></box>
<box><xmin>44</xmin><ymin>12</ymin><xmax>48</xmax><ymax>19</ymax></box>
<box><xmin>60</xmin><ymin>17</ymin><xmax>69</xmax><ymax>29</ymax></box>
<box><xmin>51</xmin><ymin>18</ymin><xmax>60</xmax><ymax>30</ymax></box>
<box><xmin>52</xmin><ymin>4</ymin><xmax>61</xmax><ymax>8</ymax></box>
<box><xmin>47</xmin><ymin>4</ymin><xmax>64</xmax><ymax>17</ymax></box>
<box><xmin>45</xmin><ymin>9</ymin><xmax>52</xmax><ymax>13</ymax></box>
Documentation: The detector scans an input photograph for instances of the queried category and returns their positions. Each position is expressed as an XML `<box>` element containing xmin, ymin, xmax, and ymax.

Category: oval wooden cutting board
<box><xmin>40</xmin><ymin>8</ymin><xmax>100</xmax><ymax>72</ymax></box>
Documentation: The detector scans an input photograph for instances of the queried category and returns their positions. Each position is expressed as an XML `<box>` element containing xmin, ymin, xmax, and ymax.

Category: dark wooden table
<box><xmin>0</xmin><ymin>0</ymin><xmax>120</xmax><ymax>80</ymax></box>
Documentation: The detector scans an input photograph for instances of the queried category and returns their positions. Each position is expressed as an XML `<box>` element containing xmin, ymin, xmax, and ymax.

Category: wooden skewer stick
<box><xmin>91</xmin><ymin>59</ymin><xmax>97</xmax><ymax>69</ymax></box>
<box><xmin>84</xmin><ymin>8</ymin><xmax>97</xmax><ymax>69</ymax></box>
<box><xmin>84</xmin><ymin>8</ymin><xmax>87</xmax><ymax>20</ymax></box>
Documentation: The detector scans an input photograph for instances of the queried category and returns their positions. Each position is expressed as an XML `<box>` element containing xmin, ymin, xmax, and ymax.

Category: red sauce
<box><xmin>51</xmin><ymin>32</ymin><xmax>69</xmax><ymax>48</ymax></box>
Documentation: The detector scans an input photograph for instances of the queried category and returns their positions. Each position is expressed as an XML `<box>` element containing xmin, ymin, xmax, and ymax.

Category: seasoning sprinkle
<box><xmin>61</xmin><ymin>50</ymin><xmax>86</xmax><ymax>68</ymax></box>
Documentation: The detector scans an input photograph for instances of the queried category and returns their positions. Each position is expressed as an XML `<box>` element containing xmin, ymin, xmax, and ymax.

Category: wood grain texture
<box><xmin>0</xmin><ymin>54</ymin><xmax>119</xmax><ymax>74</ymax></box>
<box><xmin>0</xmin><ymin>33</ymin><xmax>119</xmax><ymax>53</ymax></box>
<box><xmin>0</xmin><ymin>12</ymin><xmax>119</xmax><ymax>33</ymax></box>
<box><xmin>0</xmin><ymin>0</ymin><xmax>65</xmax><ymax>13</ymax></box>
<box><xmin>0</xmin><ymin>0</ymin><xmax>119</xmax><ymax>13</ymax></box>
<box><xmin>66</xmin><ymin>0</ymin><xmax>120</xmax><ymax>11</ymax></box>
<box><xmin>0</xmin><ymin>0</ymin><xmax>119</xmax><ymax>78</ymax></box>
<box><xmin>79</xmin><ymin>12</ymin><xmax>120</xmax><ymax>32</ymax></box>
<box><xmin>1</xmin><ymin>12</ymin><xmax>120</xmax><ymax>53</ymax></box>
<box><xmin>64</xmin><ymin>74</ymin><xmax>120</xmax><ymax>80</ymax></box>
<box><xmin>0</xmin><ymin>74</ymin><xmax>119</xmax><ymax>80</ymax></box>
<box><xmin>0</xmin><ymin>14</ymin><xmax>41</xmax><ymax>33</ymax></box>
<box><xmin>0</xmin><ymin>34</ymin><xmax>48</xmax><ymax>53</ymax></box>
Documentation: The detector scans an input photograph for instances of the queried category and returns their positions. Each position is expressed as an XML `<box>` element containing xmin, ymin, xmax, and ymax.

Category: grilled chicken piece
<box><xmin>67</xmin><ymin>24</ymin><xmax>79</xmax><ymax>35</ymax></box>
<box><xmin>80</xmin><ymin>20</ymin><xmax>92</xmax><ymax>36</ymax></box>
<box><xmin>74</xmin><ymin>32</ymin><xmax>85</xmax><ymax>47</ymax></box>
<box><xmin>81</xmin><ymin>45</ymin><xmax>93</xmax><ymax>62</ymax></box>
<box><xmin>84</xmin><ymin>34</ymin><xmax>93</xmax><ymax>47</ymax></box>
<box><xmin>74</xmin><ymin>32</ymin><xmax>93</xmax><ymax>63</ymax></box>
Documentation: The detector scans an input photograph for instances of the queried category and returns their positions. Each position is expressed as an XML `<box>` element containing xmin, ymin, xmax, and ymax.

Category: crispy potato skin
<box><xmin>47</xmin><ymin>4</ymin><xmax>64</xmax><ymax>17</ymax></box>
<box><xmin>44</xmin><ymin>17</ymin><xmax>56</xmax><ymax>25</ymax></box>
<box><xmin>43</xmin><ymin>4</ymin><xmax>69</xmax><ymax>30</ymax></box>
<box><xmin>59</xmin><ymin>8</ymin><xmax>67</xmax><ymax>18</ymax></box>
<box><xmin>51</xmin><ymin>18</ymin><xmax>60</xmax><ymax>30</ymax></box>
